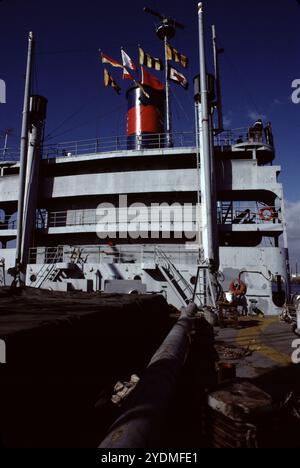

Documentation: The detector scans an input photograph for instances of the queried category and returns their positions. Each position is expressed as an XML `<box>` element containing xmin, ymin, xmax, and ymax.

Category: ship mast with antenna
<box><xmin>15</xmin><ymin>32</ymin><xmax>35</xmax><ymax>286</ymax></box>
<box><xmin>143</xmin><ymin>7</ymin><xmax>185</xmax><ymax>148</ymax></box>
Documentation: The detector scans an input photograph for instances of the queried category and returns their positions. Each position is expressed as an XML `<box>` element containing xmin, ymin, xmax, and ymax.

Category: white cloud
<box><xmin>248</xmin><ymin>111</ymin><xmax>267</xmax><ymax>122</ymax></box>
<box><xmin>285</xmin><ymin>201</ymin><xmax>300</xmax><ymax>267</ymax></box>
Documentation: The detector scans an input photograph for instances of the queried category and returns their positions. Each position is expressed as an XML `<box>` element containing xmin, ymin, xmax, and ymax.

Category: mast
<box><xmin>3</xmin><ymin>128</ymin><xmax>12</xmax><ymax>158</ymax></box>
<box><xmin>197</xmin><ymin>3</ymin><xmax>215</xmax><ymax>265</ymax></box>
<box><xmin>15</xmin><ymin>31</ymin><xmax>34</xmax><ymax>285</ymax></box>
<box><xmin>212</xmin><ymin>24</ymin><xmax>224</xmax><ymax>133</ymax></box>
<box><xmin>3</xmin><ymin>130</ymin><xmax>8</xmax><ymax>158</ymax></box>
<box><xmin>163</xmin><ymin>34</ymin><xmax>172</xmax><ymax>148</ymax></box>
<box><xmin>143</xmin><ymin>7</ymin><xmax>185</xmax><ymax>149</ymax></box>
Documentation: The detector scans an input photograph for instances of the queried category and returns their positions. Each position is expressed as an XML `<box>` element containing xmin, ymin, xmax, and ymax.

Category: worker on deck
<box><xmin>230</xmin><ymin>279</ymin><xmax>248</xmax><ymax>316</ymax></box>
<box><xmin>264</xmin><ymin>121</ymin><xmax>274</xmax><ymax>147</ymax></box>
<box><xmin>248</xmin><ymin>119</ymin><xmax>263</xmax><ymax>143</ymax></box>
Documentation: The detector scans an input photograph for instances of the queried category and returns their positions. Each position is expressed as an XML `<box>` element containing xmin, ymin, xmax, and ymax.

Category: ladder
<box><xmin>31</xmin><ymin>248</ymin><xmax>63</xmax><ymax>288</ymax></box>
<box><xmin>220</xmin><ymin>201</ymin><xmax>233</xmax><ymax>224</ymax></box>
<box><xmin>192</xmin><ymin>264</ymin><xmax>217</xmax><ymax>309</ymax></box>
<box><xmin>69</xmin><ymin>248</ymin><xmax>87</xmax><ymax>266</ymax></box>
<box><xmin>155</xmin><ymin>247</ymin><xmax>217</xmax><ymax>309</ymax></box>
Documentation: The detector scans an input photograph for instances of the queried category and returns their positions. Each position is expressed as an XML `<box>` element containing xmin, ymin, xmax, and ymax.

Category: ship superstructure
<box><xmin>0</xmin><ymin>4</ymin><xmax>290</xmax><ymax>316</ymax></box>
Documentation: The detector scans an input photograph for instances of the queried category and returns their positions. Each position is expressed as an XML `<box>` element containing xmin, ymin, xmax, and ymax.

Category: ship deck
<box><xmin>215</xmin><ymin>316</ymin><xmax>300</xmax><ymax>399</ymax></box>
<box><xmin>1</xmin><ymin>288</ymin><xmax>299</xmax><ymax>447</ymax></box>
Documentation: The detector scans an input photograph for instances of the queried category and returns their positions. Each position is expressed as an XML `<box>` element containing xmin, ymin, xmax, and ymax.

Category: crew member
<box><xmin>229</xmin><ymin>279</ymin><xmax>248</xmax><ymax>315</ymax></box>
<box><xmin>249</xmin><ymin>119</ymin><xmax>263</xmax><ymax>143</ymax></box>
<box><xmin>264</xmin><ymin>121</ymin><xmax>274</xmax><ymax>146</ymax></box>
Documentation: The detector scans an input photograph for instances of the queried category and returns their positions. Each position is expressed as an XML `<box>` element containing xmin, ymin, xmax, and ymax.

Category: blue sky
<box><xmin>0</xmin><ymin>0</ymin><xmax>299</xmax><ymax>265</ymax></box>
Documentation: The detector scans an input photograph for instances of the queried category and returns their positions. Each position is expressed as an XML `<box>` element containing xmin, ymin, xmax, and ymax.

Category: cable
<box><xmin>33</xmin><ymin>50</ymin><xmax>39</xmax><ymax>95</ymax></box>
<box><xmin>44</xmin><ymin>105</ymin><xmax>87</xmax><ymax>140</ymax></box>
<box><xmin>219</xmin><ymin>39</ymin><xmax>262</xmax><ymax>116</ymax></box>
<box><xmin>37</xmin><ymin>40</ymin><xmax>160</xmax><ymax>57</ymax></box>
<box><xmin>45</xmin><ymin>103</ymin><xmax>125</xmax><ymax>142</ymax></box>
<box><xmin>170</xmin><ymin>87</ymin><xmax>191</xmax><ymax>123</ymax></box>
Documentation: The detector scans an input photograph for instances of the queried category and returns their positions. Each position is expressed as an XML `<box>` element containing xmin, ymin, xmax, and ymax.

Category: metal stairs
<box><xmin>69</xmin><ymin>248</ymin><xmax>88</xmax><ymax>266</ymax></box>
<box><xmin>31</xmin><ymin>249</ymin><xmax>65</xmax><ymax>288</ymax></box>
<box><xmin>220</xmin><ymin>201</ymin><xmax>233</xmax><ymax>224</ymax></box>
<box><xmin>154</xmin><ymin>247</ymin><xmax>213</xmax><ymax>308</ymax></box>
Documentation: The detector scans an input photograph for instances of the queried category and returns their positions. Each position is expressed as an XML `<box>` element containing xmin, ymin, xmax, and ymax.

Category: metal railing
<box><xmin>0</xmin><ymin>204</ymin><xmax>281</xmax><ymax>233</ymax></box>
<box><xmin>215</xmin><ymin>127</ymin><xmax>273</xmax><ymax>148</ymax></box>
<box><xmin>42</xmin><ymin>132</ymin><xmax>197</xmax><ymax>159</ymax></box>
<box><xmin>29</xmin><ymin>246</ymin><xmax>64</xmax><ymax>265</ymax></box>
<box><xmin>28</xmin><ymin>245</ymin><xmax>198</xmax><ymax>266</ymax></box>
<box><xmin>218</xmin><ymin>207</ymin><xmax>281</xmax><ymax>225</ymax></box>
<box><xmin>37</xmin><ymin>206</ymin><xmax>281</xmax><ymax>231</ymax></box>
<box><xmin>0</xmin><ymin>127</ymin><xmax>274</xmax><ymax>163</ymax></box>
<box><xmin>0</xmin><ymin>148</ymin><xmax>20</xmax><ymax>162</ymax></box>
<box><xmin>46</xmin><ymin>209</ymin><xmax>98</xmax><ymax>228</ymax></box>
<box><xmin>0</xmin><ymin>215</ymin><xmax>17</xmax><ymax>230</ymax></box>
<box><xmin>39</xmin><ymin>208</ymin><xmax>198</xmax><ymax>230</ymax></box>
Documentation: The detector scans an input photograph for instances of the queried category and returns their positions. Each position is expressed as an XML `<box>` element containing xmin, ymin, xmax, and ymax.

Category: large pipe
<box><xmin>99</xmin><ymin>303</ymin><xmax>197</xmax><ymax>448</ymax></box>
<box><xmin>15</xmin><ymin>32</ymin><xmax>34</xmax><ymax>283</ymax></box>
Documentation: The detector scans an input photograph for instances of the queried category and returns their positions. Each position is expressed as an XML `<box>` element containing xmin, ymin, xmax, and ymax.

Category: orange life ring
<box><xmin>259</xmin><ymin>207</ymin><xmax>274</xmax><ymax>222</ymax></box>
<box><xmin>229</xmin><ymin>280</ymin><xmax>247</xmax><ymax>296</ymax></box>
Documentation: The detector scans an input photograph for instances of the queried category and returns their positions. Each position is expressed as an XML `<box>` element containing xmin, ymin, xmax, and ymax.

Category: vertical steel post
<box><xmin>194</xmin><ymin>100</ymin><xmax>203</xmax><ymax>259</ymax></box>
<box><xmin>212</xmin><ymin>25</ymin><xmax>224</xmax><ymax>133</ymax></box>
<box><xmin>15</xmin><ymin>32</ymin><xmax>34</xmax><ymax>284</ymax></box>
<box><xmin>3</xmin><ymin>129</ymin><xmax>10</xmax><ymax>158</ymax></box>
<box><xmin>164</xmin><ymin>36</ymin><xmax>173</xmax><ymax>148</ymax></box>
<box><xmin>197</xmin><ymin>3</ymin><xmax>215</xmax><ymax>265</ymax></box>
<box><xmin>281</xmin><ymin>198</ymin><xmax>292</xmax><ymax>299</ymax></box>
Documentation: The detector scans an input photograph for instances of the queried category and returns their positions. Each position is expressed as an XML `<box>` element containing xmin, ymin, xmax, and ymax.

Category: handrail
<box><xmin>0</xmin><ymin>126</ymin><xmax>274</xmax><ymax>163</ymax></box>
<box><xmin>218</xmin><ymin>206</ymin><xmax>281</xmax><ymax>225</ymax></box>
<box><xmin>33</xmin><ymin>206</ymin><xmax>282</xmax><ymax>231</ymax></box>
<box><xmin>0</xmin><ymin>148</ymin><xmax>20</xmax><ymax>162</ymax></box>
<box><xmin>0</xmin><ymin>215</ymin><xmax>17</xmax><ymax>230</ymax></box>
<box><xmin>43</xmin><ymin>132</ymin><xmax>196</xmax><ymax>159</ymax></box>
<box><xmin>28</xmin><ymin>245</ymin><xmax>198</xmax><ymax>265</ymax></box>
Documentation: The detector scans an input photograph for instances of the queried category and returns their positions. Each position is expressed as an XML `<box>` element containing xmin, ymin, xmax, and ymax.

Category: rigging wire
<box><xmin>44</xmin><ymin>103</ymin><xmax>125</xmax><ymax>142</ymax></box>
<box><xmin>222</xmin><ymin>52</ymin><xmax>262</xmax><ymax>116</ymax></box>
<box><xmin>33</xmin><ymin>48</ymin><xmax>39</xmax><ymax>95</ymax></box>
<box><xmin>44</xmin><ymin>105</ymin><xmax>88</xmax><ymax>140</ymax></box>
<box><xmin>170</xmin><ymin>87</ymin><xmax>191</xmax><ymax>123</ymax></box>
<box><xmin>36</xmin><ymin>40</ymin><xmax>160</xmax><ymax>57</ymax></box>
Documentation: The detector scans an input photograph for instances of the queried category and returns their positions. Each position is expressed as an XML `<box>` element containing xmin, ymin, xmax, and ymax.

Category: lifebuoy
<box><xmin>229</xmin><ymin>280</ymin><xmax>247</xmax><ymax>296</ymax></box>
<box><xmin>259</xmin><ymin>207</ymin><xmax>274</xmax><ymax>222</ymax></box>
